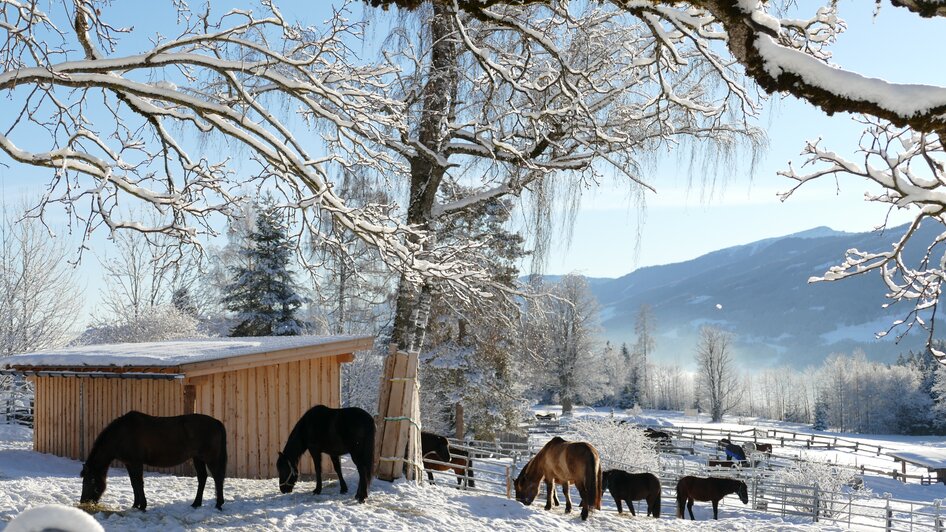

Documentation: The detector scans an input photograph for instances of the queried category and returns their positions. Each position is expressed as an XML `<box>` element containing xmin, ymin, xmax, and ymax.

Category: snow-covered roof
<box><xmin>2</xmin><ymin>335</ymin><xmax>374</xmax><ymax>370</ymax></box>
<box><xmin>887</xmin><ymin>450</ymin><xmax>946</xmax><ymax>470</ymax></box>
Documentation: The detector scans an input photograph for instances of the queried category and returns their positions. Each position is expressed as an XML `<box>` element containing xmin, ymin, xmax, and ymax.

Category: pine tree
<box><xmin>224</xmin><ymin>196</ymin><xmax>306</xmax><ymax>336</ymax></box>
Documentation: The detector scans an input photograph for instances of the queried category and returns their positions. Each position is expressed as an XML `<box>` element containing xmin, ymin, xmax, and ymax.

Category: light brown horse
<box><xmin>514</xmin><ymin>436</ymin><xmax>602</xmax><ymax>520</ymax></box>
<box><xmin>675</xmin><ymin>476</ymin><xmax>748</xmax><ymax>520</ymax></box>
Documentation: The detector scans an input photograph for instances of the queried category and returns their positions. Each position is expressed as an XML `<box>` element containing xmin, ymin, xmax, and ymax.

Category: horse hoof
<box><xmin>580</xmin><ymin>510</ymin><xmax>589</xmax><ymax>521</ymax></box>
<box><xmin>340</xmin><ymin>487</ymin><xmax>349</xmax><ymax>494</ymax></box>
<box><xmin>215</xmin><ymin>504</ymin><xmax>224</xmax><ymax>511</ymax></box>
<box><xmin>191</xmin><ymin>502</ymin><xmax>202</xmax><ymax>508</ymax></box>
<box><xmin>313</xmin><ymin>488</ymin><xmax>322</xmax><ymax>495</ymax></box>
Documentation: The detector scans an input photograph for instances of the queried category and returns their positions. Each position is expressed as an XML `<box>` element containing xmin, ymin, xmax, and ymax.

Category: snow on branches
<box><xmin>0</xmin><ymin>0</ymin><xmax>492</xmax><ymax>294</ymax></box>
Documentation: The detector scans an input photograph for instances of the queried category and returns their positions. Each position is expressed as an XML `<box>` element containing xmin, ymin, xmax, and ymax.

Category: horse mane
<box><xmin>86</xmin><ymin>410</ymin><xmax>143</xmax><ymax>468</ymax></box>
<box><xmin>281</xmin><ymin>416</ymin><xmax>308</xmax><ymax>464</ymax></box>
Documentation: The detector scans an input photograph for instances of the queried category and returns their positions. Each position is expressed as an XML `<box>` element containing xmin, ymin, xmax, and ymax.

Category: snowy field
<box><xmin>0</xmin><ymin>422</ymin><xmax>836</xmax><ymax>531</ymax></box>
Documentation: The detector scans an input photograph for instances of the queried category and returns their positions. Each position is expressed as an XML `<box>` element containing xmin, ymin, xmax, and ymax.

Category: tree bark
<box><xmin>391</xmin><ymin>3</ymin><xmax>460</xmax><ymax>350</ymax></box>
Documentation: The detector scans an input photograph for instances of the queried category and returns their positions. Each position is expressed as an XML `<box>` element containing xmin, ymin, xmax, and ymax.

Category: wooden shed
<box><xmin>2</xmin><ymin>335</ymin><xmax>373</xmax><ymax>479</ymax></box>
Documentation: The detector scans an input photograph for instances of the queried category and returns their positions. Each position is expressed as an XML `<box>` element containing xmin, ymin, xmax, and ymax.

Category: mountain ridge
<box><xmin>545</xmin><ymin>223</ymin><xmax>934</xmax><ymax>368</ymax></box>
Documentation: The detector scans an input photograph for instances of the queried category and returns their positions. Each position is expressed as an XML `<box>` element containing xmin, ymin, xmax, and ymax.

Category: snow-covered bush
<box><xmin>567</xmin><ymin>417</ymin><xmax>659</xmax><ymax>473</ymax></box>
<box><xmin>79</xmin><ymin>305</ymin><xmax>201</xmax><ymax>345</ymax></box>
<box><xmin>772</xmin><ymin>455</ymin><xmax>867</xmax><ymax>518</ymax></box>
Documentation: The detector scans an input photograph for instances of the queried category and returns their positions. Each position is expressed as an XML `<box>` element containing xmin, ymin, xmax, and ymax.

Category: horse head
<box><xmin>276</xmin><ymin>452</ymin><xmax>299</xmax><ymax>494</ymax></box>
<box><xmin>434</xmin><ymin>437</ymin><xmax>451</xmax><ymax>464</ymax></box>
<box><xmin>736</xmin><ymin>481</ymin><xmax>749</xmax><ymax>504</ymax></box>
<box><xmin>513</xmin><ymin>465</ymin><xmax>540</xmax><ymax>506</ymax></box>
<box><xmin>79</xmin><ymin>462</ymin><xmax>106</xmax><ymax>505</ymax></box>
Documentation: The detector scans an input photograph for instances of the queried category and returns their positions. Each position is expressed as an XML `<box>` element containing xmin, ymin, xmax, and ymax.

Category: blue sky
<box><xmin>0</xmin><ymin>0</ymin><xmax>944</xmax><ymax>321</ymax></box>
<box><xmin>544</xmin><ymin>1</ymin><xmax>946</xmax><ymax>278</ymax></box>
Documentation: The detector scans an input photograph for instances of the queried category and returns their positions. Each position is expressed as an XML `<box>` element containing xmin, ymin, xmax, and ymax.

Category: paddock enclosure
<box><xmin>1</xmin><ymin>335</ymin><xmax>373</xmax><ymax>478</ymax></box>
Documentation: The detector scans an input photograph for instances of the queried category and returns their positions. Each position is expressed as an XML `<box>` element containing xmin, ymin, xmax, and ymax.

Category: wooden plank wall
<box><xmin>32</xmin><ymin>376</ymin><xmax>186</xmax><ymax>474</ymax></box>
<box><xmin>192</xmin><ymin>355</ymin><xmax>343</xmax><ymax>479</ymax></box>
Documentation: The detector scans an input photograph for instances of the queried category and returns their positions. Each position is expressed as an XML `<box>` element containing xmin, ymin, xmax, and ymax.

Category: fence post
<box><xmin>885</xmin><ymin>494</ymin><xmax>893</xmax><ymax>532</ymax></box>
<box><xmin>505</xmin><ymin>465</ymin><xmax>512</xmax><ymax>499</ymax></box>
<box><xmin>936</xmin><ymin>499</ymin><xmax>943</xmax><ymax>532</ymax></box>
<box><xmin>812</xmin><ymin>483</ymin><xmax>820</xmax><ymax>523</ymax></box>
<box><xmin>848</xmin><ymin>492</ymin><xmax>853</xmax><ymax>528</ymax></box>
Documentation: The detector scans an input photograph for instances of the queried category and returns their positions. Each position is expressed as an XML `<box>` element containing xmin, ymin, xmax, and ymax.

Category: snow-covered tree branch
<box><xmin>780</xmin><ymin>118</ymin><xmax>946</xmax><ymax>355</ymax></box>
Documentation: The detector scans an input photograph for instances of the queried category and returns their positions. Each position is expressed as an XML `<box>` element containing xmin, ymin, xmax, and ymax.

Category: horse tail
<box><xmin>592</xmin><ymin>456</ymin><xmax>602</xmax><ymax>510</ymax></box>
<box><xmin>651</xmin><ymin>474</ymin><xmax>661</xmax><ymax>518</ymax></box>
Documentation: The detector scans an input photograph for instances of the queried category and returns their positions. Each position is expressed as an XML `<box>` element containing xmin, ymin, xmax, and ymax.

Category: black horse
<box><xmin>79</xmin><ymin>411</ymin><xmax>227</xmax><ymax>511</ymax></box>
<box><xmin>675</xmin><ymin>476</ymin><xmax>748</xmax><ymax>520</ymax></box>
<box><xmin>277</xmin><ymin>405</ymin><xmax>374</xmax><ymax>503</ymax></box>
<box><xmin>602</xmin><ymin>469</ymin><xmax>661</xmax><ymax>517</ymax></box>
<box><xmin>421</xmin><ymin>431</ymin><xmax>452</xmax><ymax>463</ymax></box>
<box><xmin>644</xmin><ymin>428</ymin><xmax>672</xmax><ymax>445</ymax></box>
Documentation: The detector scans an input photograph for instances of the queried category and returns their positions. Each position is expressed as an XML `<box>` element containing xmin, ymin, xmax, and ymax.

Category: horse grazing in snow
<box><xmin>515</xmin><ymin>436</ymin><xmax>602</xmax><ymax>521</ymax></box>
<box><xmin>277</xmin><ymin>405</ymin><xmax>374</xmax><ymax>503</ymax></box>
<box><xmin>80</xmin><ymin>411</ymin><xmax>227</xmax><ymax>511</ymax></box>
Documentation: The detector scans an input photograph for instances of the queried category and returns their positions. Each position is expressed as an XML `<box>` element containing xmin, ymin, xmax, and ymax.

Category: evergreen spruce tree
<box><xmin>224</xmin><ymin>196</ymin><xmax>306</xmax><ymax>336</ymax></box>
<box><xmin>618</xmin><ymin>343</ymin><xmax>639</xmax><ymax>408</ymax></box>
<box><xmin>813</xmin><ymin>399</ymin><xmax>829</xmax><ymax>431</ymax></box>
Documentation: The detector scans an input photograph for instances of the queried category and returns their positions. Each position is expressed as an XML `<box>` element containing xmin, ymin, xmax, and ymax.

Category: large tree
<box><xmin>7</xmin><ymin>0</ymin><xmax>946</xmax><ymax>359</ymax></box>
<box><xmin>363</xmin><ymin>0</ymin><xmax>946</xmax><ymax>357</ymax></box>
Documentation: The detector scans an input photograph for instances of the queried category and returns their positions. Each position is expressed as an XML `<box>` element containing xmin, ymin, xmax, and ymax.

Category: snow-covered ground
<box><xmin>0</xmin><ymin>422</ymin><xmax>834</xmax><ymax>531</ymax></box>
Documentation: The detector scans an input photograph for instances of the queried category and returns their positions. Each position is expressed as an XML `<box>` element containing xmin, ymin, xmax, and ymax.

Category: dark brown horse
<box><xmin>277</xmin><ymin>405</ymin><xmax>374</xmax><ymax>503</ymax></box>
<box><xmin>424</xmin><ymin>447</ymin><xmax>475</xmax><ymax>487</ymax></box>
<box><xmin>79</xmin><ymin>411</ymin><xmax>227</xmax><ymax>511</ymax></box>
<box><xmin>675</xmin><ymin>476</ymin><xmax>748</xmax><ymax>520</ymax></box>
<box><xmin>514</xmin><ymin>436</ymin><xmax>602</xmax><ymax>520</ymax></box>
<box><xmin>602</xmin><ymin>469</ymin><xmax>661</xmax><ymax>517</ymax></box>
<box><xmin>755</xmin><ymin>443</ymin><xmax>773</xmax><ymax>454</ymax></box>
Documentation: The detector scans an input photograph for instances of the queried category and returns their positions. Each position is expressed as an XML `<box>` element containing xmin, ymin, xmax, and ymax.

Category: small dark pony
<box><xmin>602</xmin><ymin>469</ymin><xmax>661</xmax><ymax>517</ymax></box>
<box><xmin>277</xmin><ymin>405</ymin><xmax>374</xmax><ymax>503</ymax></box>
<box><xmin>515</xmin><ymin>436</ymin><xmax>602</xmax><ymax>521</ymax></box>
<box><xmin>79</xmin><ymin>411</ymin><xmax>227</xmax><ymax>511</ymax></box>
<box><xmin>424</xmin><ymin>447</ymin><xmax>475</xmax><ymax>487</ymax></box>
<box><xmin>675</xmin><ymin>476</ymin><xmax>748</xmax><ymax>520</ymax></box>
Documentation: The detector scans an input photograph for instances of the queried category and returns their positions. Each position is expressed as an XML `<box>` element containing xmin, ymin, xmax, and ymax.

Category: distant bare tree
<box><xmin>532</xmin><ymin>274</ymin><xmax>604</xmax><ymax>415</ymax></box>
<box><xmin>0</xmin><ymin>207</ymin><xmax>83</xmax><ymax>355</ymax></box>
<box><xmin>695</xmin><ymin>326</ymin><xmax>741</xmax><ymax>422</ymax></box>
